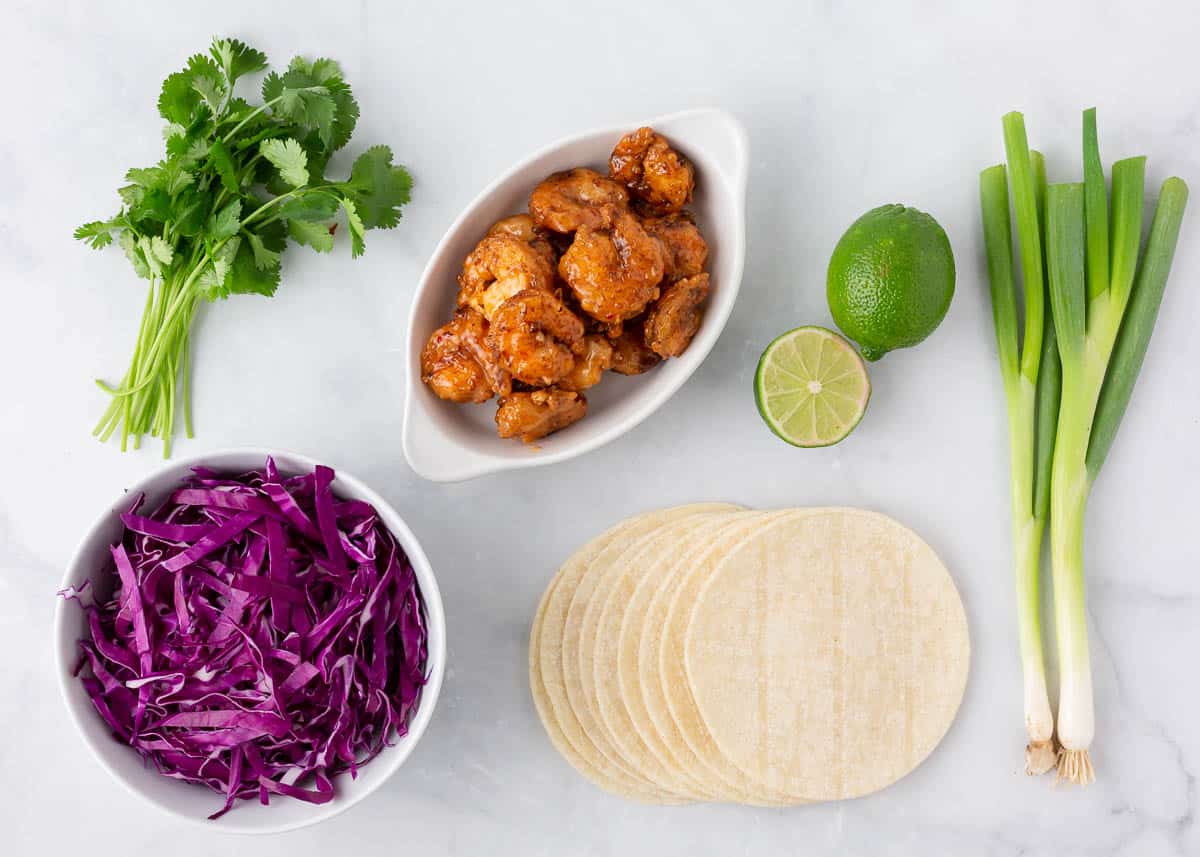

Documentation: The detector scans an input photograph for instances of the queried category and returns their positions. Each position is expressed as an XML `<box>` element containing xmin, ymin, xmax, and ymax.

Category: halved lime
<box><xmin>754</xmin><ymin>326</ymin><xmax>871</xmax><ymax>447</ymax></box>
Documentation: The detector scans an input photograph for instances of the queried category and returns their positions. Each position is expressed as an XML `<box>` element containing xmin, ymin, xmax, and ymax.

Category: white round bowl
<box><xmin>403</xmin><ymin>107</ymin><xmax>750</xmax><ymax>482</ymax></box>
<box><xmin>53</xmin><ymin>448</ymin><xmax>446</xmax><ymax>834</ymax></box>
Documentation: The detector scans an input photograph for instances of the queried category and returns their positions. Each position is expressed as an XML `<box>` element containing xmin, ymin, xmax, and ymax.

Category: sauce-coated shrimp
<box><xmin>420</xmin><ymin>308</ymin><xmax>511</xmax><ymax>402</ymax></box>
<box><xmin>486</xmin><ymin>290</ymin><xmax>585</xmax><ymax>386</ymax></box>
<box><xmin>641</xmin><ymin>212</ymin><xmax>708</xmax><ymax>280</ymax></box>
<box><xmin>607</xmin><ymin>323</ymin><xmax>662</xmax><ymax>375</ymax></box>
<box><xmin>488</xmin><ymin>214</ymin><xmax>558</xmax><ymax>268</ymax></box>
<box><xmin>529</xmin><ymin>168</ymin><xmax>629</xmax><ymax>233</ymax></box>
<box><xmin>558</xmin><ymin>205</ymin><xmax>664</xmax><ymax>325</ymax></box>
<box><xmin>609</xmin><ymin>127</ymin><xmax>694</xmax><ymax>215</ymax></box>
<box><xmin>558</xmin><ymin>334</ymin><xmax>614</xmax><ymax>392</ymax></box>
<box><xmin>643</xmin><ymin>273</ymin><xmax>710</xmax><ymax>358</ymax></box>
<box><xmin>495</xmin><ymin>388</ymin><xmax>587</xmax><ymax>443</ymax></box>
<box><xmin>458</xmin><ymin>232</ymin><xmax>555</xmax><ymax>320</ymax></box>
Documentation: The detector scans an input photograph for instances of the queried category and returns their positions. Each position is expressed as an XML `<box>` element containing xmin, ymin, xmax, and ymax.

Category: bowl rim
<box><xmin>52</xmin><ymin>446</ymin><xmax>447</xmax><ymax>835</ymax></box>
<box><xmin>402</xmin><ymin>106</ymin><xmax>750</xmax><ymax>482</ymax></box>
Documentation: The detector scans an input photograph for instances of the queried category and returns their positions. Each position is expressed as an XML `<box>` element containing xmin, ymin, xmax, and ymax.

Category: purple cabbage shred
<box><xmin>64</xmin><ymin>458</ymin><xmax>428</xmax><ymax>819</ymax></box>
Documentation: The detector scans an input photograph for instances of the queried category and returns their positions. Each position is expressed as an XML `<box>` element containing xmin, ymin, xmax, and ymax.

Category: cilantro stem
<box><xmin>182</xmin><ymin>329</ymin><xmax>194</xmax><ymax>439</ymax></box>
<box><xmin>243</xmin><ymin>184</ymin><xmax>340</xmax><ymax>228</ymax></box>
<box><xmin>122</xmin><ymin>280</ymin><xmax>159</xmax><ymax>451</ymax></box>
<box><xmin>220</xmin><ymin>95</ymin><xmax>285</xmax><ymax>144</ymax></box>
<box><xmin>95</xmin><ymin>277</ymin><xmax>159</xmax><ymax>442</ymax></box>
<box><xmin>106</xmin><ymin>249</ymin><xmax>218</xmax><ymax>401</ymax></box>
<box><xmin>163</xmin><ymin>343</ymin><xmax>177</xmax><ymax>458</ymax></box>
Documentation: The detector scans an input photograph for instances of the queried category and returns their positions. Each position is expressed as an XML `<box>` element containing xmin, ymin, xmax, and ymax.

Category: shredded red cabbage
<box><xmin>63</xmin><ymin>458</ymin><xmax>428</xmax><ymax>819</ymax></box>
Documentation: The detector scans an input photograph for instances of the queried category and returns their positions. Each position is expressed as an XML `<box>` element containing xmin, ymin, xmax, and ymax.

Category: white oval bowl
<box><xmin>403</xmin><ymin>108</ymin><xmax>749</xmax><ymax>482</ymax></box>
<box><xmin>53</xmin><ymin>448</ymin><xmax>447</xmax><ymax>835</ymax></box>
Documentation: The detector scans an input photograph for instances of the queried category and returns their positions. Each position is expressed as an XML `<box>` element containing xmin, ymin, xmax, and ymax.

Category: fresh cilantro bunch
<box><xmin>77</xmin><ymin>38</ymin><xmax>412</xmax><ymax>455</ymax></box>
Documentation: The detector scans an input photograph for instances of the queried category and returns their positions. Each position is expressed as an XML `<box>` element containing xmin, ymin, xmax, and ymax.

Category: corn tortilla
<box><xmin>683</xmin><ymin>508</ymin><xmax>969</xmax><ymax>800</ymax></box>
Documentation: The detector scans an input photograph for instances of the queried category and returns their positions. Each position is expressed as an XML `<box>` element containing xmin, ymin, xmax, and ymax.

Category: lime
<box><xmin>754</xmin><ymin>326</ymin><xmax>871</xmax><ymax>447</ymax></box>
<box><xmin>827</xmin><ymin>204</ymin><xmax>955</xmax><ymax>361</ymax></box>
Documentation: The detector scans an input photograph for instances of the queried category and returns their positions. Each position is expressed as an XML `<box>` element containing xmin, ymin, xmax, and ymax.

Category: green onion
<box><xmin>1044</xmin><ymin>181</ymin><xmax>1093</xmax><ymax>784</ymax></box>
<box><xmin>979</xmin><ymin>141</ymin><xmax>1058</xmax><ymax>773</ymax></box>
<box><xmin>983</xmin><ymin>109</ymin><xmax>1187</xmax><ymax>785</ymax></box>
<box><xmin>1045</xmin><ymin>113</ymin><xmax>1185</xmax><ymax>786</ymax></box>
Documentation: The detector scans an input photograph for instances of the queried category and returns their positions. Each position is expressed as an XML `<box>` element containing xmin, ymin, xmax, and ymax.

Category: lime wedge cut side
<box><xmin>754</xmin><ymin>326</ymin><xmax>871</xmax><ymax>447</ymax></box>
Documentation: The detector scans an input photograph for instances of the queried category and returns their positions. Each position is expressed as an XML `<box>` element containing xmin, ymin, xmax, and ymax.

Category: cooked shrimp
<box><xmin>559</xmin><ymin>334</ymin><xmax>613</xmax><ymax>392</ymax></box>
<box><xmin>488</xmin><ymin>214</ymin><xmax>558</xmax><ymax>268</ymax></box>
<box><xmin>458</xmin><ymin>232</ymin><xmax>555</xmax><ymax>320</ymax></box>
<box><xmin>644</xmin><ymin>273</ymin><xmax>710</xmax><ymax>358</ymax></box>
<box><xmin>495</xmin><ymin>388</ymin><xmax>587</xmax><ymax>443</ymax></box>
<box><xmin>487</xmin><ymin>290</ymin><xmax>585</xmax><ymax>386</ymax></box>
<box><xmin>608</xmin><ymin>323</ymin><xmax>662</xmax><ymax>375</ymax></box>
<box><xmin>421</xmin><ymin>308</ymin><xmax>511</xmax><ymax>402</ymax></box>
<box><xmin>558</xmin><ymin>205</ymin><xmax>665</xmax><ymax>325</ymax></box>
<box><xmin>529</xmin><ymin>168</ymin><xmax>629</xmax><ymax>233</ymax></box>
<box><xmin>559</xmin><ymin>285</ymin><xmax>610</xmax><ymax>335</ymax></box>
<box><xmin>609</xmin><ymin>127</ymin><xmax>694</xmax><ymax>215</ymax></box>
<box><xmin>641</xmin><ymin>212</ymin><xmax>708</xmax><ymax>280</ymax></box>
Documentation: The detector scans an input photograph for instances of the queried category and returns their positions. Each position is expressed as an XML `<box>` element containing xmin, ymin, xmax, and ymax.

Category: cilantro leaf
<box><xmin>197</xmin><ymin>237</ymin><xmax>241</xmax><ymax>299</ymax></box>
<box><xmin>175</xmin><ymin>138</ymin><xmax>211</xmax><ymax>169</ymax></box>
<box><xmin>275</xmin><ymin>191</ymin><xmax>339</xmax><ymax>222</ymax></box>
<box><xmin>191</xmin><ymin>74</ymin><xmax>224</xmax><ymax>115</ymax></box>
<box><xmin>128</xmin><ymin>187</ymin><xmax>173</xmax><ymax>225</ymax></box>
<box><xmin>124</xmin><ymin>166</ymin><xmax>163</xmax><ymax>188</ymax></box>
<box><xmin>306</xmin><ymin>58</ymin><xmax>343</xmax><ymax>80</ymax></box>
<box><xmin>261</xmin><ymin>70</ymin><xmax>335</xmax><ymax>147</ymax></box>
<box><xmin>260</xmin><ymin>134</ymin><xmax>331</xmax><ymax>194</ymax></box>
<box><xmin>301</xmin><ymin>93</ymin><xmax>337</xmax><ymax>150</ymax></box>
<box><xmin>165</xmin><ymin>115</ymin><xmax>215</xmax><ymax>165</ymax></box>
<box><xmin>118</xmin><ymin>230</ymin><xmax>152</xmax><ymax>279</ymax></box>
<box><xmin>158</xmin><ymin>72</ymin><xmax>202</xmax><ymax>125</ymax></box>
<box><xmin>209</xmin><ymin>37</ymin><xmax>267</xmax><ymax>86</ymax></box>
<box><xmin>287</xmin><ymin>218</ymin><xmax>334</xmax><ymax>253</ymax></box>
<box><xmin>158</xmin><ymin>54</ymin><xmax>223</xmax><ymax>124</ymax></box>
<box><xmin>126</xmin><ymin>161</ymin><xmax>195</xmax><ymax>197</ymax></box>
<box><xmin>147</xmin><ymin>236</ymin><xmax>174</xmax><ymax>267</ymax></box>
<box><xmin>207</xmin><ymin>138</ymin><xmax>239</xmax><ymax>193</ymax></box>
<box><xmin>340</xmin><ymin>146</ymin><xmax>412</xmax><ymax>229</ymax></box>
<box><xmin>74</xmin><ymin>220</ymin><xmax>117</xmax><ymax>249</ymax></box>
<box><xmin>138</xmin><ymin>235</ymin><xmax>174</xmax><ymax>279</ymax></box>
<box><xmin>260</xmin><ymin>138</ymin><xmax>309</xmax><ymax>188</ymax></box>
<box><xmin>228</xmin><ymin>235</ymin><xmax>281</xmax><ymax>297</ymax></box>
<box><xmin>207</xmin><ymin>199</ymin><xmax>242</xmax><ymax>241</ymax></box>
<box><xmin>341</xmin><ymin>197</ymin><xmax>365</xmax><ymax>258</ymax></box>
<box><xmin>245</xmin><ymin>230</ymin><xmax>282</xmax><ymax>270</ymax></box>
<box><xmin>327</xmin><ymin>82</ymin><xmax>359</xmax><ymax>152</ymax></box>
<box><xmin>172</xmin><ymin>186</ymin><xmax>212</xmax><ymax>237</ymax></box>
<box><xmin>165</xmin><ymin>173</ymin><xmax>194</xmax><ymax>196</ymax></box>
<box><xmin>282</xmin><ymin>57</ymin><xmax>358</xmax><ymax>150</ymax></box>
<box><xmin>186</xmin><ymin>54</ymin><xmax>225</xmax><ymax>113</ymax></box>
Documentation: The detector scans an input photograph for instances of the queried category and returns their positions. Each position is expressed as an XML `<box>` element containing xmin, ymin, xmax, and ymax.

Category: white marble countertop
<box><xmin>3</xmin><ymin>1</ymin><xmax>1198</xmax><ymax>854</ymax></box>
